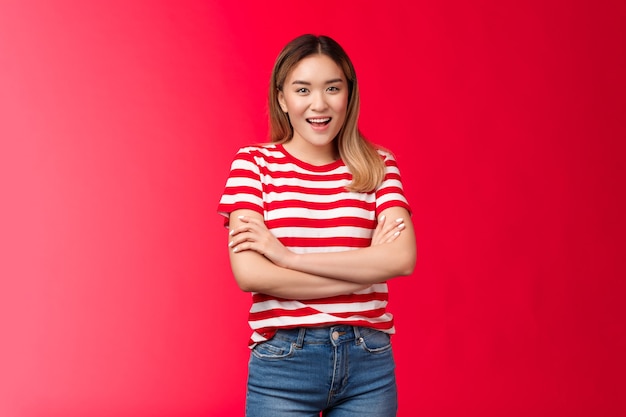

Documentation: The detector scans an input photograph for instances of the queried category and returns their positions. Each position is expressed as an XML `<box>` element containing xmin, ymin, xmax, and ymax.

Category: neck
<box><xmin>283</xmin><ymin>140</ymin><xmax>338</xmax><ymax>166</ymax></box>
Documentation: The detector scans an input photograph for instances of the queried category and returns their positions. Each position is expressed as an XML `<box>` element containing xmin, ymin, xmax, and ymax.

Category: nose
<box><xmin>310</xmin><ymin>91</ymin><xmax>328</xmax><ymax>111</ymax></box>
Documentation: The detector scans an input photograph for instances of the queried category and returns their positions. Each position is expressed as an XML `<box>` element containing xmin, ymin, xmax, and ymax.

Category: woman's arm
<box><xmin>227</xmin><ymin>209</ymin><xmax>371</xmax><ymax>299</ymax></box>
<box><xmin>230</xmin><ymin>206</ymin><xmax>417</xmax><ymax>286</ymax></box>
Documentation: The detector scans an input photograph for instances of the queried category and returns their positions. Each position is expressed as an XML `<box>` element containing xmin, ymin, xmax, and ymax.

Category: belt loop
<box><xmin>295</xmin><ymin>327</ymin><xmax>306</xmax><ymax>348</ymax></box>
<box><xmin>353</xmin><ymin>326</ymin><xmax>363</xmax><ymax>345</ymax></box>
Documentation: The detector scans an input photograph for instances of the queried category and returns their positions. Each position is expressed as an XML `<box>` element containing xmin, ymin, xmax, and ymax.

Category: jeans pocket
<box><xmin>358</xmin><ymin>328</ymin><xmax>392</xmax><ymax>354</ymax></box>
<box><xmin>251</xmin><ymin>337</ymin><xmax>296</xmax><ymax>360</ymax></box>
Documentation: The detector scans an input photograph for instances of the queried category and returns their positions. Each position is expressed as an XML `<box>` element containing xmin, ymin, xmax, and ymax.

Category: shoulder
<box><xmin>375</xmin><ymin>146</ymin><xmax>399</xmax><ymax>163</ymax></box>
<box><xmin>230</xmin><ymin>143</ymin><xmax>283</xmax><ymax>163</ymax></box>
<box><xmin>234</xmin><ymin>142</ymin><xmax>278</xmax><ymax>156</ymax></box>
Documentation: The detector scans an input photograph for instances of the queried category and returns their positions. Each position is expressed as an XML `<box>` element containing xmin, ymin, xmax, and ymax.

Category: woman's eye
<box><xmin>296</xmin><ymin>88</ymin><xmax>309</xmax><ymax>94</ymax></box>
<box><xmin>327</xmin><ymin>86</ymin><xmax>340</xmax><ymax>92</ymax></box>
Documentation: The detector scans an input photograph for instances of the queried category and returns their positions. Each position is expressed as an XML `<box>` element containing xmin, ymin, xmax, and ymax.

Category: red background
<box><xmin>1</xmin><ymin>1</ymin><xmax>625</xmax><ymax>416</ymax></box>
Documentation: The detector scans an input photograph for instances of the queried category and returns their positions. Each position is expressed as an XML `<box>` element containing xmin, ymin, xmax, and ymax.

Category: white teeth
<box><xmin>308</xmin><ymin>118</ymin><xmax>331</xmax><ymax>123</ymax></box>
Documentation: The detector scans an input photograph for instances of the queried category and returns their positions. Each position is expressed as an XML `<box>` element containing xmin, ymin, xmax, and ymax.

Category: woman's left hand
<box><xmin>229</xmin><ymin>215</ymin><xmax>294</xmax><ymax>268</ymax></box>
<box><xmin>371</xmin><ymin>214</ymin><xmax>405</xmax><ymax>246</ymax></box>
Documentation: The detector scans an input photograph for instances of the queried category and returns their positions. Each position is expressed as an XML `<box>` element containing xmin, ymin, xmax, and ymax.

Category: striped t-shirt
<box><xmin>217</xmin><ymin>143</ymin><xmax>411</xmax><ymax>346</ymax></box>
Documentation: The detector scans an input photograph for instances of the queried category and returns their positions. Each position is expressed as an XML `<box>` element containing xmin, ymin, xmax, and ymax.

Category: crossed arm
<box><xmin>226</xmin><ymin>206</ymin><xmax>416</xmax><ymax>300</ymax></box>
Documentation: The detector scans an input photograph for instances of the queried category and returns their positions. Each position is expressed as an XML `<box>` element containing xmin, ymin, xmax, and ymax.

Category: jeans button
<box><xmin>331</xmin><ymin>331</ymin><xmax>339</xmax><ymax>340</ymax></box>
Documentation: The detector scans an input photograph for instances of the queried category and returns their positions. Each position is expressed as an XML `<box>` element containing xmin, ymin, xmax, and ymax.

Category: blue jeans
<box><xmin>245</xmin><ymin>325</ymin><xmax>398</xmax><ymax>417</ymax></box>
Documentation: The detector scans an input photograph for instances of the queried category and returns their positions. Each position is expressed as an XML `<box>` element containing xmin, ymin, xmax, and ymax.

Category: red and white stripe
<box><xmin>218</xmin><ymin>143</ymin><xmax>410</xmax><ymax>346</ymax></box>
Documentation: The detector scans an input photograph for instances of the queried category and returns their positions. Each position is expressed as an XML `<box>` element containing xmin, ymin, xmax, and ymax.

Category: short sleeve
<box><xmin>375</xmin><ymin>151</ymin><xmax>411</xmax><ymax>215</ymax></box>
<box><xmin>217</xmin><ymin>147</ymin><xmax>265</xmax><ymax>227</ymax></box>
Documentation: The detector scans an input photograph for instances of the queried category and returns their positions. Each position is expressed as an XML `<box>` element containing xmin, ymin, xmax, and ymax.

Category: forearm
<box><xmin>283</xmin><ymin>239</ymin><xmax>416</xmax><ymax>285</ymax></box>
<box><xmin>230</xmin><ymin>249</ymin><xmax>368</xmax><ymax>300</ymax></box>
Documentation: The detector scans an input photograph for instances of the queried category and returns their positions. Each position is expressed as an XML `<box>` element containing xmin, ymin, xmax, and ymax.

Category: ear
<box><xmin>277</xmin><ymin>90</ymin><xmax>288</xmax><ymax>113</ymax></box>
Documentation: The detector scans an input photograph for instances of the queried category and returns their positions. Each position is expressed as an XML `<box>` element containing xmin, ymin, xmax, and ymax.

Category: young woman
<box><xmin>218</xmin><ymin>34</ymin><xmax>416</xmax><ymax>417</ymax></box>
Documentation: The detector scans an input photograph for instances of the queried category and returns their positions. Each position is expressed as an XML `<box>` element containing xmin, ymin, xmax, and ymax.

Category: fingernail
<box><xmin>238</xmin><ymin>215</ymin><xmax>245</xmax><ymax>220</ymax></box>
<box><xmin>232</xmin><ymin>247</ymin><xmax>238</xmax><ymax>253</ymax></box>
<box><xmin>393</xmin><ymin>231</ymin><xmax>400</xmax><ymax>237</ymax></box>
<box><xmin>397</xmin><ymin>223</ymin><xmax>405</xmax><ymax>230</ymax></box>
<box><xmin>379</xmin><ymin>215</ymin><xmax>385</xmax><ymax>222</ymax></box>
<box><xmin>229</xmin><ymin>230</ymin><xmax>234</xmax><ymax>236</ymax></box>
<box><xmin>228</xmin><ymin>241</ymin><xmax>234</xmax><ymax>247</ymax></box>
<box><xmin>395</xmin><ymin>218</ymin><xmax>403</xmax><ymax>223</ymax></box>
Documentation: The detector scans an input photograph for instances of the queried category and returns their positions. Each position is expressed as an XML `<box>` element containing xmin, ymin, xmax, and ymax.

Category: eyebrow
<box><xmin>291</xmin><ymin>78</ymin><xmax>344</xmax><ymax>85</ymax></box>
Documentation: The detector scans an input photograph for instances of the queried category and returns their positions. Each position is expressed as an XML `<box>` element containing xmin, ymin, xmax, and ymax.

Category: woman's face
<box><xmin>278</xmin><ymin>54</ymin><xmax>348</xmax><ymax>159</ymax></box>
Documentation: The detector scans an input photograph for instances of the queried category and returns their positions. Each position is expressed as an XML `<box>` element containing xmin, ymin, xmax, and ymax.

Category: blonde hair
<box><xmin>268</xmin><ymin>34</ymin><xmax>386</xmax><ymax>193</ymax></box>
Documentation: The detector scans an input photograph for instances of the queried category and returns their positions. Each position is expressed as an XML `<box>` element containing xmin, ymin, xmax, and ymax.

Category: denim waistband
<box><xmin>272</xmin><ymin>325</ymin><xmax>378</xmax><ymax>347</ymax></box>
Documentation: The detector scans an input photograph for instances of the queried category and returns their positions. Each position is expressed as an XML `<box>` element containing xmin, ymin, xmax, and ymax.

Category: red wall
<box><xmin>1</xmin><ymin>1</ymin><xmax>625</xmax><ymax>416</ymax></box>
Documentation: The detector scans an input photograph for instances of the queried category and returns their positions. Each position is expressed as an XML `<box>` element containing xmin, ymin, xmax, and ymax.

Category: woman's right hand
<box><xmin>229</xmin><ymin>215</ymin><xmax>296</xmax><ymax>268</ymax></box>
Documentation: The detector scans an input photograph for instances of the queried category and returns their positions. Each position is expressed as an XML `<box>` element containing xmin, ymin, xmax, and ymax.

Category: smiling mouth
<box><xmin>307</xmin><ymin>117</ymin><xmax>331</xmax><ymax>126</ymax></box>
